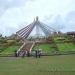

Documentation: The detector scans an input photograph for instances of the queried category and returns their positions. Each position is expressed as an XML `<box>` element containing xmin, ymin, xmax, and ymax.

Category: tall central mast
<box><xmin>34</xmin><ymin>16</ymin><xmax>38</xmax><ymax>21</ymax></box>
<box><xmin>35</xmin><ymin>16</ymin><xmax>40</xmax><ymax>38</ymax></box>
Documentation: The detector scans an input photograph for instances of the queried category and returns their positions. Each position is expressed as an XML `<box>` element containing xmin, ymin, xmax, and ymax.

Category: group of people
<box><xmin>35</xmin><ymin>50</ymin><xmax>42</xmax><ymax>58</ymax></box>
<box><xmin>22</xmin><ymin>50</ymin><xmax>30</xmax><ymax>57</ymax></box>
<box><xmin>15</xmin><ymin>50</ymin><xmax>30</xmax><ymax>57</ymax></box>
<box><xmin>15</xmin><ymin>49</ymin><xmax>42</xmax><ymax>58</ymax></box>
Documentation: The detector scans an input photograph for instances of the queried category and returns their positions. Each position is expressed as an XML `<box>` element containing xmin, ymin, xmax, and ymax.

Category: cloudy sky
<box><xmin>0</xmin><ymin>0</ymin><xmax>75</xmax><ymax>36</ymax></box>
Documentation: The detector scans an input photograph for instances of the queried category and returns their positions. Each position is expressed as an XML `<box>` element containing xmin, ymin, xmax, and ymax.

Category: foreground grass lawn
<box><xmin>0</xmin><ymin>55</ymin><xmax>75</xmax><ymax>75</ymax></box>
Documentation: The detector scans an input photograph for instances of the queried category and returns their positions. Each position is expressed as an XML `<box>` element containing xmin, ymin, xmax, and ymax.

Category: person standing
<box><xmin>15</xmin><ymin>50</ymin><xmax>18</xmax><ymax>57</ymax></box>
<box><xmin>22</xmin><ymin>51</ymin><xmax>26</xmax><ymax>58</ymax></box>
<box><xmin>35</xmin><ymin>50</ymin><xmax>38</xmax><ymax>58</ymax></box>
<box><xmin>27</xmin><ymin>51</ymin><xmax>30</xmax><ymax>57</ymax></box>
<box><xmin>38</xmin><ymin>50</ymin><xmax>41</xmax><ymax>58</ymax></box>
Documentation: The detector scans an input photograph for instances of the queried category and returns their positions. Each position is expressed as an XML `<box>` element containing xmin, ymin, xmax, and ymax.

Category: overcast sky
<box><xmin>0</xmin><ymin>0</ymin><xmax>75</xmax><ymax>36</ymax></box>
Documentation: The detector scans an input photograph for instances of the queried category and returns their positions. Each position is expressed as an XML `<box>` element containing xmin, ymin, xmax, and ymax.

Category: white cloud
<box><xmin>0</xmin><ymin>0</ymin><xmax>75</xmax><ymax>36</ymax></box>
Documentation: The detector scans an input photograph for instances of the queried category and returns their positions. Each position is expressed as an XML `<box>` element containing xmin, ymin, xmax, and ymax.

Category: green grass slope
<box><xmin>57</xmin><ymin>43</ymin><xmax>75</xmax><ymax>51</ymax></box>
<box><xmin>33</xmin><ymin>44</ymin><xmax>55</xmax><ymax>53</ymax></box>
<box><xmin>0</xmin><ymin>46</ymin><xmax>20</xmax><ymax>56</ymax></box>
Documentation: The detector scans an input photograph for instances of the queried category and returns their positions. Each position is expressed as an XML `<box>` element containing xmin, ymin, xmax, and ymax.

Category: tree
<box><xmin>0</xmin><ymin>34</ymin><xmax>2</xmax><ymax>38</ymax></box>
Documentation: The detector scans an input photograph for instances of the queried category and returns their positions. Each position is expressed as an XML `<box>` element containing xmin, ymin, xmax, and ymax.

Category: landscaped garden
<box><xmin>57</xmin><ymin>43</ymin><xmax>75</xmax><ymax>51</ymax></box>
<box><xmin>0</xmin><ymin>38</ymin><xmax>22</xmax><ymax>56</ymax></box>
<box><xmin>32</xmin><ymin>36</ymin><xmax>75</xmax><ymax>54</ymax></box>
<box><xmin>32</xmin><ymin>43</ymin><xmax>55</xmax><ymax>53</ymax></box>
<box><xmin>0</xmin><ymin>35</ymin><xmax>75</xmax><ymax>56</ymax></box>
<box><xmin>0</xmin><ymin>46</ymin><xmax>20</xmax><ymax>56</ymax></box>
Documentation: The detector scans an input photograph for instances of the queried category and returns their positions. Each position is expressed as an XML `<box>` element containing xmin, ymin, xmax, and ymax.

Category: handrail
<box><xmin>16</xmin><ymin>43</ymin><xmax>26</xmax><ymax>54</ymax></box>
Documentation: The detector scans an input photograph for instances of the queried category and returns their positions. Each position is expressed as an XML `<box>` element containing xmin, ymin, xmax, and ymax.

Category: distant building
<box><xmin>67</xmin><ymin>32</ymin><xmax>75</xmax><ymax>37</ymax></box>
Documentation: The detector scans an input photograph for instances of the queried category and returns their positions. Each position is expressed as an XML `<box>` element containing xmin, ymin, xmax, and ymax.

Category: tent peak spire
<box><xmin>35</xmin><ymin>16</ymin><xmax>39</xmax><ymax>21</ymax></box>
<box><xmin>34</xmin><ymin>16</ymin><xmax>39</xmax><ymax>22</ymax></box>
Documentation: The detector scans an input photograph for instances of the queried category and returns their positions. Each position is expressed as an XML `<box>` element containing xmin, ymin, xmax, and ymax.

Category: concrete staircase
<box><xmin>17</xmin><ymin>42</ymin><xmax>35</xmax><ymax>57</ymax></box>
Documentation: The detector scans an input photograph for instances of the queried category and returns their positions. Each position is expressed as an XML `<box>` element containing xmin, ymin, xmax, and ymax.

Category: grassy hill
<box><xmin>0</xmin><ymin>39</ymin><xmax>22</xmax><ymax>56</ymax></box>
<box><xmin>0</xmin><ymin>35</ymin><xmax>75</xmax><ymax>56</ymax></box>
